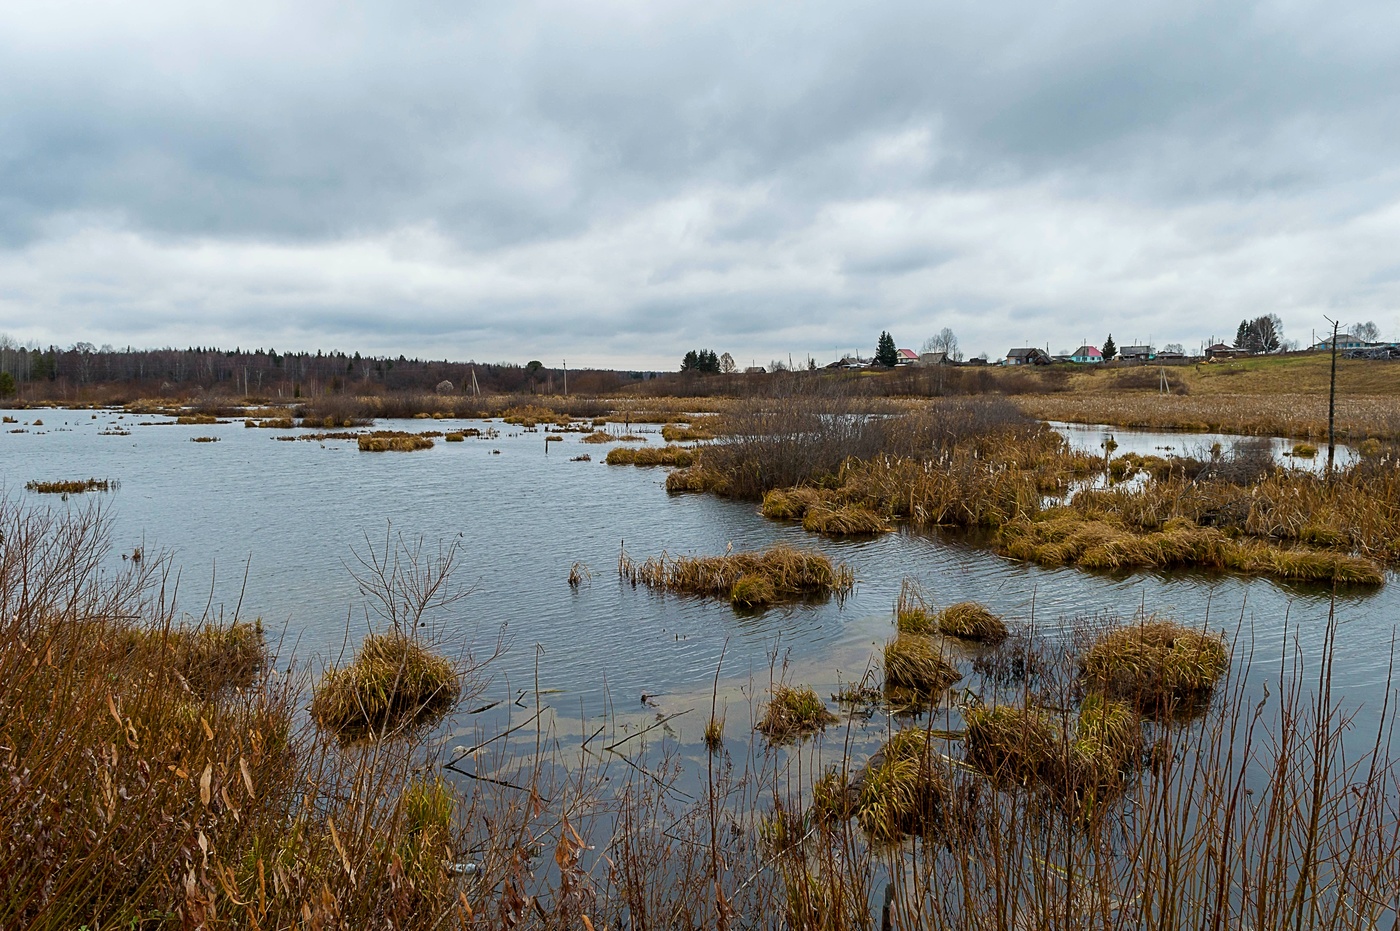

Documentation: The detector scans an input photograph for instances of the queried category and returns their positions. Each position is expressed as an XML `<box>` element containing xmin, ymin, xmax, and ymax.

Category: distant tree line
<box><xmin>0</xmin><ymin>339</ymin><xmax>637</xmax><ymax>400</ymax></box>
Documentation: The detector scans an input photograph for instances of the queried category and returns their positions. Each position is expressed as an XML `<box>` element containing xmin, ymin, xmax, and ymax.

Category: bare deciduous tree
<box><xmin>921</xmin><ymin>328</ymin><xmax>963</xmax><ymax>361</ymax></box>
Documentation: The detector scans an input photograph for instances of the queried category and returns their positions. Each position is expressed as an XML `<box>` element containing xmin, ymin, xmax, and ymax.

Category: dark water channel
<box><xmin>2</xmin><ymin>408</ymin><xmax>1395</xmax><ymax>780</ymax></box>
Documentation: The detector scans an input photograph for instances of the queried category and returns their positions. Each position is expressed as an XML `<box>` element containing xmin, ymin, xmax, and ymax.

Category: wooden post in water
<box><xmin>1325</xmin><ymin>317</ymin><xmax>1340</xmax><ymax>480</ymax></box>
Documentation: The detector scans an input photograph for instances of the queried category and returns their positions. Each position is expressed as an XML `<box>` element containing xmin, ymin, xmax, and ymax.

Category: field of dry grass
<box><xmin>1018</xmin><ymin>354</ymin><xmax>1400</xmax><ymax>439</ymax></box>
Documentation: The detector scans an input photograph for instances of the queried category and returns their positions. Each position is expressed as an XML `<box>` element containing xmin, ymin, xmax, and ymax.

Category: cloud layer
<box><xmin>3</xmin><ymin>0</ymin><xmax>1398</xmax><ymax>367</ymax></box>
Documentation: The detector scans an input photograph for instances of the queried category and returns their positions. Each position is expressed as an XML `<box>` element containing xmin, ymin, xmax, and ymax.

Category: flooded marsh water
<box><xmin>4</xmin><ymin>408</ymin><xmax>1394</xmax><ymax>756</ymax></box>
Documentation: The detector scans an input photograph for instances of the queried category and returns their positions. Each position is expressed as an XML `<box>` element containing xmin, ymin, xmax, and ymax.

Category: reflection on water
<box><xmin>3</xmin><ymin>409</ymin><xmax>1393</xmax><ymax>756</ymax></box>
<box><xmin>1051</xmin><ymin>420</ymin><xmax>1356</xmax><ymax>472</ymax></box>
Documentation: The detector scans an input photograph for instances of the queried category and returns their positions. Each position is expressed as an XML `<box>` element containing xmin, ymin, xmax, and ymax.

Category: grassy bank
<box><xmin>1016</xmin><ymin>353</ymin><xmax>1400</xmax><ymax>439</ymax></box>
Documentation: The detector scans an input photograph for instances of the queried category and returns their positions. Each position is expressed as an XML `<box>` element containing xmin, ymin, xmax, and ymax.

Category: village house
<box><xmin>1204</xmin><ymin>343</ymin><xmax>1241</xmax><ymax>360</ymax></box>
<box><xmin>1004</xmin><ymin>347</ymin><xmax>1051</xmax><ymax>365</ymax></box>
<box><xmin>1118</xmin><ymin>344</ymin><xmax>1156</xmax><ymax>362</ymax></box>
<box><xmin>1312</xmin><ymin>335</ymin><xmax>1371</xmax><ymax>352</ymax></box>
<box><xmin>915</xmin><ymin>351</ymin><xmax>948</xmax><ymax>366</ymax></box>
<box><xmin>896</xmin><ymin>348</ymin><xmax>919</xmax><ymax>365</ymax></box>
<box><xmin>1069</xmin><ymin>345</ymin><xmax>1102</xmax><ymax>364</ymax></box>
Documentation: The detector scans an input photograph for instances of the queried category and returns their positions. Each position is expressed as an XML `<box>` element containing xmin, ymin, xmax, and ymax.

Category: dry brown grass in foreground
<box><xmin>0</xmin><ymin>503</ymin><xmax>511</xmax><ymax>929</ymax></box>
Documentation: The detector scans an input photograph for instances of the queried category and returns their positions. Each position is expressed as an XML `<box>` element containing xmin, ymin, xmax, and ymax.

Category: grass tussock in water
<box><xmin>580</xmin><ymin>430</ymin><xmax>616</xmax><ymax>444</ymax></box>
<box><xmin>756</xmin><ymin>684</ymin><xmax>837</xmax><ymax>740</ymax></box>
<box><xmin>997</xmin><ymin>510</ymin><xmax>1386</xmax><ymax>587</ymax></box>
<box><xmin>704</xmin><ymin>714</ymin><xmax>724</xmax><ymax>751</ymax></box>
<box><xmin>357</xmin><ymin>432</ymin><xmax>435</xmax><ymax>452</ymax></box>
<box><xmin>661</xmin><ymin>419</ymin><xmax>718</xmax><ymax>442</ymax></box>
<box><xmin>444</xmin><ymin>431</ymin><xmax>465</xmax><ymax>441</ymax></box>
<box><xmin>176</xmin><ymin>414</ymin><xmax>220</xmax><ymax>425</ymax></box>
<box><xmin>801</xmin><ymin>503</ymin><xmax>887</xmax><ymax>536</ymax></box>
<box><xmin>310</xmin><ymin>633</ymin><xmax>460</xmax><ymax>741</ymax></box>
<box><xmin>666</xmin><ymin>461</ymin><xmax>732</xmax><ymax>495</ymax></box>
<box><xmin>502</xmin><ymin>404</ymin><xmax>573</xmax><ymax>428</ymax></box>
<box><xmin>605</xmin><ymin>444</ymin><xmax>696</xmax><ymax>467</ymax></box>
<box><xmin>964</xmin><ymin>697</ymin><xmax>1145</xmax><ymax>813</ymax></box>
<box><xmin>935</xmin><ymin>601</ymin><xmax>1008</xmax><ymax>642</ymax></box>
<box><xmin>892</xmin><ymin>577</ymin><xmax>935</xmax><ymax>633</ymax></box>
<box><xmin>190</xmin><ymin>435</ymin><xmax>220</xmax><ymax>443</ymax></box>
<box><xmin>964</xmin><ymin>704</ymin><xmax>1059</xmax><ymax>788</ymax></box>
<box><xmin>26</xmin><ymin>477</ymin><xmax>114</xmax><ymax>494</ymax></box>
<box><xmin>619</xmin><ymin>543</ymin><xmax>853</xmax><ymax>606</ymax></box>
<box><xmin>1079</xmin><ymin>618</ymin><xmax>1228</xmax><ymax>716</ymax></box>
<box><xmin>854</xmin><ymin>730</ymin><xmax>948</xmax><ymax>841</ymax></box>
<box><xmin>761</xmin><ymin>486</ymin><xmax>830</xmax><ymax>520</ymax></box>
<box><xmin>883</xmin><ymin>634</ymin><xmax>961</xmax><ymax>696</ymax></box>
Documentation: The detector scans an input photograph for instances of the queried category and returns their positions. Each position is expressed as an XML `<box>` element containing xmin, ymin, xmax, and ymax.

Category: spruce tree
<box><xmin>875</xmin><ymin>331</ymin><xmax>899</xmax><ymax>367</ymax></box>
<box><xmin>1102</xmin><ymin>334</ymin><xmax>1117</xmax><ymax>361</ymax></box>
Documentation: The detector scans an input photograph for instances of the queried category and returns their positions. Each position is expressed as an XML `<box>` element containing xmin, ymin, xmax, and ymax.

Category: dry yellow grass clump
<box><xmin>997</xmin><ymin>511</ymin><xmax>1387</xmax><ymax>587</ymax></box>
<box><xmin>883</xmin><ymin>634</ymin><xmax>961</xmax><ymax>695</ymax></box>
<box><xmin>619</xmin><ymin>543</ymin><xmax>854</xmax><ymax>607</ymax></box>
<box><xmin>117</xmin><ymin>619</ymin><xmax>266</xmax><ymax>697</ymax></box>
<box><xmin>964</xmin><ymin>704</ymin><xmax>1058</xmax><ymax>787</ymax></box>
<box><xmin>175</xmin><ymin>414</ymin><xmax>220</xmax><ymax>425</ymax></box>
<box><xmin>964</xmin><ymin>698</ymin><xmax>1144</xmax><ymax>811</ymax></box>
<box><xmin>761</xmin><ymin>486</ymin><xmax>831</xmax><ymax>520</ymax></box>
<box><xmin>801</xmin><ymin>504</ymin><xmax>887</xmax><ymax>537</ymax></box>
<box><xmin>661</xmin><ymin>419</ymin><xmax>718</xmax><ymax>442</ymax></box>
<box><xmin>934</xmin><ymin>602</ymin><xmax>1008</xmax><ymax>642</ymax></box>
<box><xmin>501</xmin><ymin>404</ymin><xmax>572</xmax><ymax>427</ymax></box>
<box><xmin>756</xmin><ymin>684</ymin><xmax>838</xmax><ymax>740</ymax></box>
<box><xmin>1079</xmin><ymin>619</ymin><xmax>1228</xmax><ymax>715</ymax></box>
<box><xmin>854</xmin><ymin>729</ymin><xmax>947</xmax><ymax>841</ymax></box>
<box><xmin>26</xmin><ymin>478</ymin><xmax>114</xmax><ymax>494</ymax></box>
<box><xmin>310</xmin><ymin>633</ymin><xmax>460</xmax><ymax>741</ymax></box>
<box><xmin>665</xmin><ymin>462</ymin><xmax>732</xmax><ymax>495</ymax></box>
<box><xmin>605</xmin><ymin>445</ymin><xmax>696</xmax><ymax>467</ymax></box>
<box><xmin>357</xmin><ymin>432</ymin><xmax>435</xmax><ymax>452</ymax></box>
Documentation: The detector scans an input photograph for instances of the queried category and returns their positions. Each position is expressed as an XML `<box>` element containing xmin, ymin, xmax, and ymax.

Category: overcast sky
<box><xmin>2</xmin><ymin>0</ymin><xmax>1398</xmax><ymax>369</ymax></box>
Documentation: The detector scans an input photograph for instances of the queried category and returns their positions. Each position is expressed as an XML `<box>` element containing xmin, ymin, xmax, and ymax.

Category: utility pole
<box><xmin>1324</xmin><ymin>316</ymin><xmax>1341</xmax><ymax>480</ymax></box>
<box><xmin>563</xmin><ymin>359</ymin><xmax>568</xmax><ymax>397</ymax></box>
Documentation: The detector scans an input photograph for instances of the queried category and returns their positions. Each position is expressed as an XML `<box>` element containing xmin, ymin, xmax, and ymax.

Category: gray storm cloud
<box><xmin>2</xmin><ymin>0</ymin><xmax>1398</xmax><ymax>367</ymax></box>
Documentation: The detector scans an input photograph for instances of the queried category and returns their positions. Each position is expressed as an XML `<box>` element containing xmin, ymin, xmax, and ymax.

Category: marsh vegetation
<box><xmin>666</xmin><ymin>391</ymin><xmax>1400</xmax><ymax>587</ymax></box>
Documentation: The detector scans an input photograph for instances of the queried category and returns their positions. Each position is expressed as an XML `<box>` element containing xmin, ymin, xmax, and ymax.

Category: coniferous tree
<box><xmin>1102</xmin><ymin>334</ymin><xmax>1117</xmax><ymax>361</ymax></box>
<box><xmin>875</xmin><ymin>331</ymin><xmax>899</xmax><ymax>367</ymax></box>
<box><xmin>1234</xmin><ymin>320</ymin><xmax>1252</xmax><ymax>351</ymax></box>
